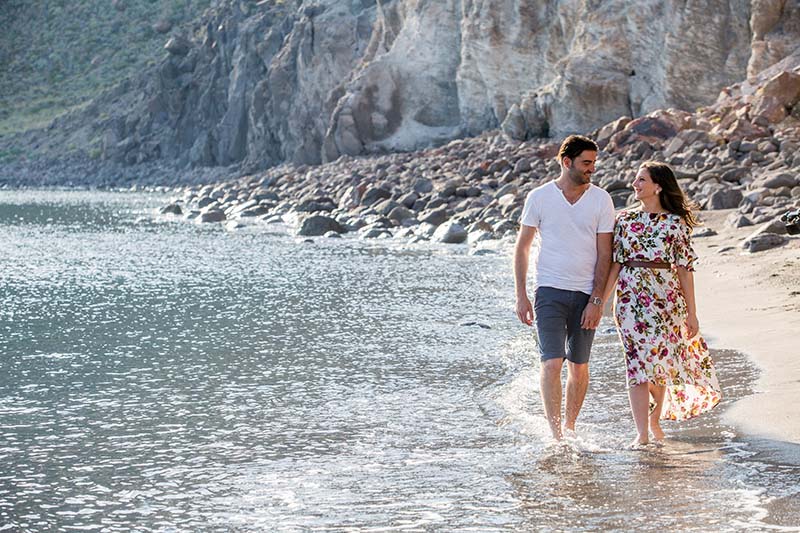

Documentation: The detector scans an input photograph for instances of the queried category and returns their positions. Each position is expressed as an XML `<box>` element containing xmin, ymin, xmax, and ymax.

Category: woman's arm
<box><xmin>676</xmin><ymin>266</ymin><xmax>699</xmax><ymax>338</ymax></box>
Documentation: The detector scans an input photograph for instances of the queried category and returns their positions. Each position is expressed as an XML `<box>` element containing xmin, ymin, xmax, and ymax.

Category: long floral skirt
<box><xmin>614</xmin><ymin>266</ymin><xmax>721</xmax><ymax>421</ymax></box>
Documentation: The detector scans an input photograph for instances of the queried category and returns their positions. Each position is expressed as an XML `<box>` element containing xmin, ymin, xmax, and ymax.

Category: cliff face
<box><xmin>88</xmin><ymin>0</ymin><xmax>800</xmax><ymax>171</ymax></box>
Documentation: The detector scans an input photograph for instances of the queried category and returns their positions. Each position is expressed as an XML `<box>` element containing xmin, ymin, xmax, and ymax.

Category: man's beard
<box><xmin>569</xmin><ymin>169</ymin><xmax>591</xmax><ymax>185</ymax></box>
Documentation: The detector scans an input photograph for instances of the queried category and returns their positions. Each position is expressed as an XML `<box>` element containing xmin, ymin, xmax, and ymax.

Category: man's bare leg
<box><xmin>564</xmin><ymin>361</ymin><xmax>589</xmax><ymax>433</ymax></box>
<box><xmin>540</xmin><ymin>358</ymin><xmax>564</xmax><ymax>440</ymax></box>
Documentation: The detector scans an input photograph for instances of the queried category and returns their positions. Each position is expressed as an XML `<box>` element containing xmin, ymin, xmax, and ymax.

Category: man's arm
<box><xmin>580</xmin><ymin>232</ymin><xmax>613</xmax><ymax>329</ymax></box>
<box><xmin>514</xmin><ymin>225</ymin><xmax>537</xmax><ymax>325</ymax></box>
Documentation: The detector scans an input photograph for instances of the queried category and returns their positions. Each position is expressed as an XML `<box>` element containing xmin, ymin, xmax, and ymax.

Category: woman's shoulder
<box><xmin>615</xmin><ymin>208</ymin><xmax>642</xmax><ymax>221</ymax></box>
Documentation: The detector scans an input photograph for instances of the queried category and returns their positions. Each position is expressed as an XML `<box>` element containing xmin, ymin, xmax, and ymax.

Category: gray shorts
<box><xmin>533</xmin><ymin>286</ymin><xmax>596</xmax><ymax>364</ymax></box>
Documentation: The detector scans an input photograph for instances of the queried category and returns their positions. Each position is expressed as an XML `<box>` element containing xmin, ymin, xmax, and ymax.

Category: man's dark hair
<box><xmin>557</xmin><ymin>135</ymin><xmax>598</xmax><ymax>162</ymax></box>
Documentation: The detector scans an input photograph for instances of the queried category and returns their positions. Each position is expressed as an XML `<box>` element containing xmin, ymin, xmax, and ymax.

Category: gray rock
<box><xmin>164</xmin><ymin>36</ymin><xmax>191</xmax><ymax>56</ymax></box>
<box><xmin>361</xmin><ymin>187</ymin><xmax>392</xmax><ymax>207</ymax></box>
<box><xmin>692</xmin><ymin>227</ymin><xmax>718</xmax><ymax>238</ymax></box>
<box><xmin>726</xmin><ymin>213</ymin><xmax>753</xmax><ymax>228</ymax></box>
<box><xmin>160</xmin><ymin>203</ymin><xmax>182</xmax><ymax>215</ymax></box>
<box><xmin>433</xmin><ymin>221</ymin><xmax>468</xmax><ymax>244</ymax></box>
<box><xmin>297</xmin><ymin>215</ymin><xmax>345</xmax><ymax>236</ymax></box>
<box><xmin>760</xmin><ymin>172</ymin><xmax>798</xmax><ymax>189</ymax></box>
<box><xmin>236</xmin><ymin>205</ymin><xmax>270</xmax><ymax>218</ymax></box>
<box><xmin>741</xmin><ymin>233</ymin><xmax>788</xmax><ymax>252</ymax></box>
<box><xmin>750</xmin><ymin>219</ymin><xmax>788</xmax><ymax>236</ymax></box>
<box><xmin>469</xmin><ymin>248</ymin><xmax>497</xmax><ymax>256</ymax></box>
<box><xmin>501</xmin><ymin>104</ymin><xmax>527</xmax><ymax>140</ymax></box>
<box><xmin>196</xmin><ymin>196</ymin><xmax>215</xmax><ymax>209</ymax></box>
<box><xmin>198</xmin><ymin>210</ymin><xmax>226</xmax><ymax>223</ymax></box>
<box><xmin>398</xmin><ymin>191</ymin><xmax>419</xmax><ymax>208</ymax></box>
<box><xmin>412</xmin><ymin>178</ymin><xmax>434</xmax><ymax>194</ymax></box>
<box><xmin>296</xmin><ymin>197</ymin><xmax>335</xmax><ymax>213</ymax></box>
<box><xmin>721</xmin><ymin>167</ymin><xmax>749</xmax><ymax>183</ymax></box>
<box><xmin>373</xmin><ymin>199</ymin><xmax>402</xmax><ymax>216</ymax></box>
<box><xmin>706</xmin><ymin>188</ymin><xmax>743</xmax><ymax>210</ymax></box>
<box><xmin>468</xmin><ymin>230</ymin><xmax>495</xmax><ymax>245</ymax></box>
<box><xmin>419</xmin><ymin>207</ymin><xmax>448</xmax><ymax>226</ymax></box>
<box><xmin>388</xmin><ymin>205</ymin><xmax>415</xmax><ymax>222</ymax></box>
<box><xmin>359</xmin><ymin>227</ymin><xmax>392</xmax><ymax>239</ymax></box>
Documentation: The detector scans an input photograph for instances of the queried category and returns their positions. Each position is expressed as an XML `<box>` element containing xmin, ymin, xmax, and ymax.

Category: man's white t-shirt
<box><xmin>520</xmin><ymin>180</ymin><xmax>615</xmax><ymax>294</ymax></box>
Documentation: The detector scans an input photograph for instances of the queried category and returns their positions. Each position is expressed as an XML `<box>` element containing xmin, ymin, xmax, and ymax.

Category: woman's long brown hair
<box><xmin>640</xmin><ymin>161</ymin><xmax>701</xmax><ymax>228</ymax></box>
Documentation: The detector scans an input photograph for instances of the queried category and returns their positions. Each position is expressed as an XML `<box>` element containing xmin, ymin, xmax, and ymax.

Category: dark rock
<box><xmin>388</xmin><ymin>205</ymin><xmax>415</xmax><ymax>222</ymax></box>
<box><xmin>297</xmin><ymin>215</ymin><xmax>345</xmax><ymax>236</ymax></box>
<box><xmin>359</xmin><ymin>227</ymin><xmax>392</xmax><ymax>239</ymax></box>
<box><xmin>373</xmin><ymin>199</ymin><xmax>402</xmax><ymax>216</ymax></box>
<box><xmin>198</xmin><ymin>210</ymin><xmax>226</xmax><ymax>223</ymax></box>
<box><xmin>361</xmin><ymin>187</ymin><xmax>392</xmax><ymax>207</ymax></box>
<box><xmin>720</xmin><ymin>167</ymin><xmax>750</xmax><ymax>183</ymax></box>
<box><xmin>460</xmin><ymin>321</ymin><xmax>491</xmax><ymax>329</ymax></box>
<box><xmin>160</xmin><ymin>203</ymin><xmax>182</xmax><ymax>215</ymax></box>
<box><xmin>412</xmin><ymin>178</ymin><xmax>433</xmax><ymax>194</ymax></box>
<box><xmin>419</xmin><ymin>207</ymin><xmax>448</xmax><ymax>226</ymax></box>
<box><xmin>164</xmin><ymin>36</ymin><xmax>191</xmax><ymax>56</ymax></box>
<box><xmin>399</xmin><ymin>191</ymin><xmax>419</xmax><ymax>208</ymax></box>
<box><xmin>706</xmin><ymin>188</ymin><xmax>743</xmax><ymax>210</ymax></box>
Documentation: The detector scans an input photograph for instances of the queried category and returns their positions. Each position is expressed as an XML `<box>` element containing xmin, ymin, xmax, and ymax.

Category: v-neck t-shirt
<box><xmin>519</xmin><ymin>180</ymin><xmax>615</xmax><ymax>293</ymax></box>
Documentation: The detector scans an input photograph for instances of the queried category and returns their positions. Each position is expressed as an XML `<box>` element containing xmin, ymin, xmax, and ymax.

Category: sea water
<box><xmin>0</xmin><ymin>190</ymin><xmax>798</xmax><ymax>531</ymax></box>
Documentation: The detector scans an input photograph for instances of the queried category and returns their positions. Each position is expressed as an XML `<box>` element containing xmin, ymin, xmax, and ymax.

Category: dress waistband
<box><xmin>623</xmin><ymin>260</ymin><xmax>672</xmax><ymax>269</ymax></box>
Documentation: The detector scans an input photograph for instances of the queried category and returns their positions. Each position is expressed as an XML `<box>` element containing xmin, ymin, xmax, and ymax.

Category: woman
<box><xmin>604</xmin><ymin>161</ymin><xmax>721</xmax><ymax>446</ymax></box>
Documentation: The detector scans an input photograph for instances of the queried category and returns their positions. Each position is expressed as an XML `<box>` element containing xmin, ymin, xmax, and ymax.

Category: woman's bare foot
<box><xmin>630</xmin><ymin>435</ymin><xmax>648</xmax><ymax>448</ymax></box>
<box><xmin>650</xmin><ymin>422</ymin><xmax>665</xmax><ymax>441</ymax></box>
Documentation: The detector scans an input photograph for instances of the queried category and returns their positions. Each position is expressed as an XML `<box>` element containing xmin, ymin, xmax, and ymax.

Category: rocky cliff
<box><xmin>18</xmin><ymin>0</ymin><xmax>800</xmax><ymax>177</ymax></box>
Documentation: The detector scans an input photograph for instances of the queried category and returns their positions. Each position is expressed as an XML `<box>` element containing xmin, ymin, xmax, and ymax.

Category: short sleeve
<box><xmin>598</xmin><ymin>193</ymin><xmax>615</xmax><ymax>233</ymax></box>
<box><xmin>672</xmin><ymin>222</ymin><xmax>698</xmax><ymax>271</ymax></box>
<box><xmin>612</xmin><ymin>214</ymin><xmax>626</xmax><ymax>264</ymax></box>
<box><xmin>519</xmin><ymin>191</ymin><xmax>539</xmax><ymax>227</ymax></box>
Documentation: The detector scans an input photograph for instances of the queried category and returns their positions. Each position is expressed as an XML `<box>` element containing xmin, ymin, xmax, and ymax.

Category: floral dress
<box><xmin>613</xmin><ymin>210</ymin><xmax>721</xmax><ymax>421</ymax></box>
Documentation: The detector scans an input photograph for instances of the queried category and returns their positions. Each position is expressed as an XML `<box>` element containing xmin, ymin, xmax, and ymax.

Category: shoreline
<box><xmin>690</xmin><ymin>209</ymin><xmax>800</xmax><ymax>462</ymax></box>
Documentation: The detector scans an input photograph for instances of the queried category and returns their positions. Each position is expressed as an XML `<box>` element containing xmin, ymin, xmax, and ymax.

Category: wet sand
<box><xmin>692</xmin><ymin>209</ymin><xmax>800</xmax><ymax>462</ymax></box>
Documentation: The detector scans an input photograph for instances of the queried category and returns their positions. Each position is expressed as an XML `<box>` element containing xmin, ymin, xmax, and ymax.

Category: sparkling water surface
<box><xmin>1</xmin><ymin>190</ymin><xmax>798</xmax><ymax>532</ymax></box>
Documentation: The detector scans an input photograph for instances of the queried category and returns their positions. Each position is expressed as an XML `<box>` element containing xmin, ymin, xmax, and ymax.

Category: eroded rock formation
<box><xmin>86</xmin><ymin>0</ymin><xmax>800</xmax><ymax>171</ymax></box>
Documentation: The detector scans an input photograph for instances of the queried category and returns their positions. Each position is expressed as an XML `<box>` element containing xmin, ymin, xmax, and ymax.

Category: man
<box><xmin>513</xmin><ymin>135</ymin><xmax>615</xmax><ymax>440</ymax></box>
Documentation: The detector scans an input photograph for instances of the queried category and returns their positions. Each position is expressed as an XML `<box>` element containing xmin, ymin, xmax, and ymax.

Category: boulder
<box><xmin>726</xmin><ymin>213</ymin><xmax>753</xmax><ymax>228</ymax></box>
<box><xmin>160</xmin><ymin>203</ymin><xmax>182</xmax><ymax>215</ymax></box>
<box><xmin>361</xmin><ymin>187</ymin><xmax>392</xmax><ymax>207</ymax></box>
<box><xmin>706</xmin><ymin>188</ymin><xmax>743</xmax><ymax>210</ymax></box>
<box><xmin>741</xmin><ymin>233</ymin><xmax>788</xmax><ymax>252</ymax></box>
<box><xmin>419</xmin><ymin>207</ymin><xmax>448</xmax><ymax>226</ymax></box>
<box><xmin>433</xmin><ymin>221</ymin><xmax>468</xmax><ymax>244</ymax></box>
<box><xmin>297</xmin><ymin>215</ymin><xmax>345</xmax><ymax>236</ymax></box>
<box><xmin>198</xmin><ymin>210</ymin><xmax>226</xmax><ymax>223</ymax></box>
<box><xmin>412</xmin><ymin>178</ymin><xmax>434</xmax><ymax>194</ymax></box>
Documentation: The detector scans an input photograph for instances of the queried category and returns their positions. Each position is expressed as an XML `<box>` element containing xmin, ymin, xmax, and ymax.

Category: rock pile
<box><xmin>162</xmin><ymin>58</ymin><xmax>800</xmax><ymax>254</ymax></box>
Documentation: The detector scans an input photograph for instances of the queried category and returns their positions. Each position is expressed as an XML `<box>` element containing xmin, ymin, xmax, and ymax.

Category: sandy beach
<box><xmin>691</xmin><ymin>210</ymin><xmax>800</xmax><ymax>460</ymax></box>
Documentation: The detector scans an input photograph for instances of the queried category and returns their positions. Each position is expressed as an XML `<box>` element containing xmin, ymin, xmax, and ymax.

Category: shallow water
<box><xmin>0</xmin><ymin>190</ymin><xmax>798</xmax><ymax>532</ymax></box>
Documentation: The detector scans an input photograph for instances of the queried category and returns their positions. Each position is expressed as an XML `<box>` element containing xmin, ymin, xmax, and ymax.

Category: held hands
<box><xmin>580</xmin><ymin>302</ymin><xmax>603</xmax><ymax>330</ymax></box>
<box><xmin>685</xmin><ymin>314</ymin><xmax>700</xmax><ymax>339</ymax></box>
<box><xmin>516</xmin><ymin>295</ymin><xmax>534</xmax><ymax>326</ymax></box>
